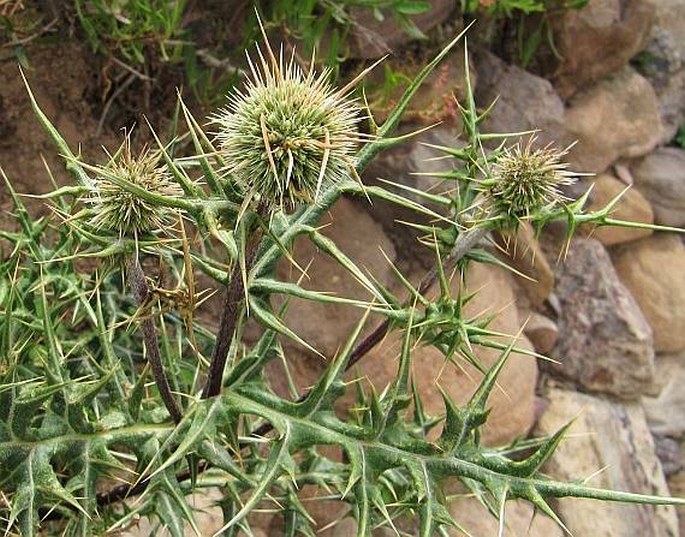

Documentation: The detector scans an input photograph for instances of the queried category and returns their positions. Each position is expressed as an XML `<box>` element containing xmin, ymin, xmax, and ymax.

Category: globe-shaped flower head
<box><xmin>87</xmin><ymin>135</ymin><xmax>183</xmax><ymax>238</ymax></box>
<box><xmin>213</xmin><ymin>35</ymin><xmax>365</xmax><ymax>211</ymax></box>
<box><xmin>482</xmin><ymin>137</ymin><xmax>576</xmax><ymax>226</ymax></box>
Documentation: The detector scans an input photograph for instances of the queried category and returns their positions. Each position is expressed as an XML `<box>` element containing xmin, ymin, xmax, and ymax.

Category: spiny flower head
<box><xmin>87</xmin><ymin>136</ymin><xmax>183</xmax><ymax>237</ymax></box>
<box><xmin>212</xmin><ymin>38</ymin><xmax>366</xmax><ymax>211</ymax></box>
<box><xmin>483</xmin><ymin>137</ymin><xmax>576</xmax><ymax>224</ymax></box>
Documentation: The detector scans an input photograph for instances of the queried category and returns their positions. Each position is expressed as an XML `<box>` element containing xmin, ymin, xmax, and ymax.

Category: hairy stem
<box><xmin>128</xmin><ymin>259</ymin><xmax>183</xmax><ymax>424</ymax></box>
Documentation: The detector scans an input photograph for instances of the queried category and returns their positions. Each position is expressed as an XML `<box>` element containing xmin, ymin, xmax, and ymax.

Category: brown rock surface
<box><xmin>536</xmin><ymin>387</ymin><xmax>678</xmax><ymax>537</ymax></box>
<box><xmin>643</xmin><ymin>350</ymin><xmax>685</xmax><ymax>437</ymax></box>
<box><xmin>612</xmin><ymin>233</ymin><xmax>685</xmax><ymax>353</ymax></box>
<box><xmin>580</xmin><ymin>173</ymin><xmax>654</xmax><ymax>246</ymax></box>
<box><xmin>631</xmin><ymin>147</ymin><xmax>685</xmax><ymax>227</ymax></box>
<box><xmin>565</xmin><ymin>66</ymin><xmax>663</xmax><ymax>173</ymax></box>
<box><xmin>545</xmin><ymin>0</ymin><xmax>656</xmax><ymax>99</ymax></box>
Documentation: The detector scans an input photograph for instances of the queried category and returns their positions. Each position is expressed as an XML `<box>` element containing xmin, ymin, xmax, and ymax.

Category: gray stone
<box><xmin>635</xmin><ymin>0</ymin><xmax>685</xmax><ymax>142</ymax></box>
<box><xmin>474</xmin><ymin>49</ymin><xmax>571</xmax><ymax>151</ymax></box>
<box><xmin>536</xmin><ymin>387</ymin><xmax>679</xmax><ymax>537</ymax></box>
<box><xmin>631</xmin><ymin>147</ymin><xmax>685</xmax><ymax>228</ymax></box>
<box><xmin>551</xmin><ymin>238</ymin><xmax>655</xmax><ymax>398</ymax></box>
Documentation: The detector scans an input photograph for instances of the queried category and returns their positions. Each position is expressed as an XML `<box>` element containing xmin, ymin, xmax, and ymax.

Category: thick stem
<box><xmin>201</xmin><ymin>245</ymin><xmax>257</xmax><ymax>398</ymax></box>
<box><xmin>202</xmin><ymin>203</ymin><xmax>267</xmax><ymax>398</ymax></box>
<box><xmin>128</xmin><ymin>259</ymin><xmax>183</xmax><ymax>424</ymax></box>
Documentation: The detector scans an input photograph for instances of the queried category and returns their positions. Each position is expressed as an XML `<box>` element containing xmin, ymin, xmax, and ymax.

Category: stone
<box><xmin>643</xmin><ymin>351</ymin><xmax>685</xmax><ymax>437</ymax></box>
<box><xmin>634</xmin><ymin>0</ymin><xmax>685</xmax><ymax>142</ymax></box>
<box><xmin>355</xmin><ymin>262</ymin><xmax>539</xmax><ymax>447</ymax></box>
<box><xmin>612</xmin><ymin>233</ymin><xmax>685</xmax><ymax>354</ymax></box>
<box><xmin>565</xmin><ymin>66</ymin><xmax>663</xmax><ymax>173</ymax></box>
<box><xmin>579</xmin><ymin>173</ymin><xmax>654</xmax><ymax>246</ymax></box>
<box><xmin>495</xmin><ymin>223</ymin><xmax>555</xmax><ymax>307</ymax></box>
<box><xmin>551</xmin><ymin>238</ymin><xmax>654</xmax><ymax>398</ymax></box>
<box><xmin>535</xmin><ymin>387</ymin><xmax>679</xmax><ymax>537</ymax></box>
<box><xmin>544</xmin><ymin>0</ymin><xmax>656</xmax><ymax>99</ymax></box>
<box><xmin>631</xmin><ymin>147</ymin><xmax>685</xmax><ymax>227</ymax></box>
<box><xmin>523</xmin><ymin>312</ymin><xmax>559</xmax><ymax>355</ymax></box>
<box><xmin>345</xmin><ymin>1</ymin><xmax>454</xmax><ymax>59</ymax></box>
<box><xmin>474</xmin><ymin>49</ymin><xmax>572</xmax><ymax>151</ymax></box>
<box><xmin>668</xmin><ymin>448</ymin><xmax>685</xmax><ymax>537</ymax></box>
<box><xmin>447</xmin><ymin>496</ymin><xmax>564</xmax><ymax>537</ymax></box>
<box><xmin>275</xmin><ymin>197</ymin><xmax>397</xmax><ymax>360</ymax></box>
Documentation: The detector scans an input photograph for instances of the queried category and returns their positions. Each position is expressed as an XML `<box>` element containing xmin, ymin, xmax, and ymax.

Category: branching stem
<box><xmin>128</xmin><ymin>259</ymin><xmax>183</xmax><ymax>424</ymax></box>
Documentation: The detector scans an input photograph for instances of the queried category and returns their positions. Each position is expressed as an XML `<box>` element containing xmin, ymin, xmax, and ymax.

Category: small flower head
<box><xmin>87</xmin><ymin>135</ymin><xmax>182</xmax><ymax>237</ymax></box>
<box><xmin>483</xmin><ymin>137</ymin><xmax>576</xmax><ymax>224</ymax></box>
<box><xmin>212</xmin><ymin>37</ymin><xmax>364</xmax><ymax>211</ymax></box>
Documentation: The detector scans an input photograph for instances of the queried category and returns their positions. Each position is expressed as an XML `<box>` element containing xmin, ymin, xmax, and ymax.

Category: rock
<box><xmin>551</xmin><ymin>238</ymin><xmax>654</xmax><ymax>398</ymax></box>
<box><xmin>345</xmin><ymin>1</ymin><xmax>454</xmax><ymax>59</ymax></box>
<box><xmin>634</xmin><ymin>0</ymin><xmax>685</xmax><ymax>142</ymax></box>
<box><xmin>447</xmin><ymin>495</ymin><xmax>564</xmax><ymax>537</ymax></box>
<box><xmin>495</xmin><ymin>223</ymin><xmax>555</xmax><ymax>307</ymax></box>
<box><xmin>544</xmin><ymin>0</ymin><xmax>656</xmax><ymax>99</ymax></box>
<box><xmin>643</xmin><ymin>350</ymin><xmax>685</xmax><ymax>437</ymax></box>
<box><xmin>579</xmin><ymin>173</ymin><xmax>654</xmax><ymax>246</ymax></box>
<box><xmin>474</xmin><ymin>49</ymin><xmax>572</xmax><ymax>150</ymax></box>
<box><xmin>356</xmin><ymin>262</ymin><xmax>539</xmax><ymax>447</ymax></box>
<box><xmin>536</xmin><ymin>387</ymin><xmax>679</xmax><ymax>537</ymax></box>
<box><xmin>668</xmin><ymin>448</ymin><xmax>685</xmax><ymax>537</ymax></box>
<box><xmin>612</xmin><ymin>234</ymin><xmax>685</xmax><ymax>353</ymax></box>
<box><xmin>565</xmin><ymin>66</ymin><xmax>663</xmax><ymax>173</ymax></box>
<box><xmin>275</xmin><ymin>197</ymin><xmax>397</xmax><ymax>359</ymax></box>
<box><xmin>523</xmin><ymin>312</ymin><xmax>559</xmax><ymax>355</ymax></box>
<box><xmin>631</xmin><ymin>147</ymin><xmax>685</xmax><ymax>227</ymax></box>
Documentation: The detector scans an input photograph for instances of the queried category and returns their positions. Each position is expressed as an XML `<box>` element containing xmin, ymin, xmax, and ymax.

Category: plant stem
<box><xmin>202</xmin><ymin>206</ymin><xmax>267</xmax><ymax>398</ymax></box>
<box><xmin>128</xmin><ymin>259</ymin><xmax>183</xmax><ymax>424</ymax></box>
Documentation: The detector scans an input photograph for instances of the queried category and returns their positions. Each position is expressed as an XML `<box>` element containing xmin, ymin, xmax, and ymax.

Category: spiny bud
<box><xmin>87</xmin><ymin>135</ymin><xmax>182</xmax><ymax>237</ymax></box>
<box><xmin>482</xmin><ymin>137</ymin><xmax>576</xmax><ymax>224</ymax></box>
<box><xmin>212</xmin><ymin>36</ymin><xmax>365</xmax><ymax>212</ymax></box>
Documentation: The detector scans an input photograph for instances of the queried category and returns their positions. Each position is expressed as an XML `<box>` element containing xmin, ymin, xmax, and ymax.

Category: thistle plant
<box><xmin>1</xmin><ymin>25</ymin><xmax>684</xmax><ymax>537</ymax></box>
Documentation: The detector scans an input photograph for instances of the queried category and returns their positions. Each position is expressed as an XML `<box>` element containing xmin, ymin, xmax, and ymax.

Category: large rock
<box><xmin>565</xmin><ymin>66</ymin><xmax>663</xmax><ymax>173</ymax></box>
<box><xmin>643</xmin><ymin>350</ymin><xmax>685</xmax><ymax>437</ymax></box>
<box><xmin>612</xmin><ymin>234</ymin><xmax>685</xmax><ymax>354</ymax></box>
<box><xmin>474</xmin><ymin>49</ymin><xmax>572</xmax><ymax>150</ymax></box>
<box><xmin>579</xmin><ymin>173</ymin><xmax>654</xmax><ymax>246</ymax></box>
<box><xmin>536</xmin><ymin>387</ymin><xmax>679</xmax><ymax>537</ymax></box>
<box><xmin>545</xmin><ymin>0</ymin><xmax>656</xmax><ymax>99</ymax></box>
<box><xmin>551</xmin><ymin>238</ymin><xmax>655</xmax><ymax>398</ymax></box>
<box><xmin>357</xmin><ymin>262</ymin><xmax>539</xmax><ymax>447</ymax></box>
<box><xmin>631</xmin><ymin>147</ymin><xmax>685</xmax><ymax>227</ymax></box>
<box><xmin>634</xmin><ymin>0</ymin><xmax>685</xmax><ymax>142</ymax></box>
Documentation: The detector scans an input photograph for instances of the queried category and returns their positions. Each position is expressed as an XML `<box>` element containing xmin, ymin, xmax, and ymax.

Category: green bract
<box><xmin>212</xmin><ymin>43</ymin><xmax>362</xmax><ymax>211</ymax></box>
